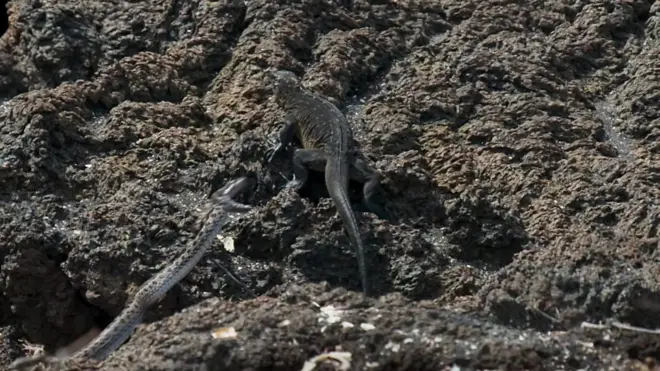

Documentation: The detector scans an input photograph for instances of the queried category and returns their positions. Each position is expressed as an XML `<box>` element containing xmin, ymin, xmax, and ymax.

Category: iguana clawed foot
<box><xmin>278</xmin><ymin>172</ymin><xmax>304</xmax><ymax>191</ymax></box>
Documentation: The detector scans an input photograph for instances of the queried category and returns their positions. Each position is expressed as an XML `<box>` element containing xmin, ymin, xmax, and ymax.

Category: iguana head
<box><xmin>269</xmin><ymin>69</ymin><xmax>301</xmax><ymax>99</ymax></box>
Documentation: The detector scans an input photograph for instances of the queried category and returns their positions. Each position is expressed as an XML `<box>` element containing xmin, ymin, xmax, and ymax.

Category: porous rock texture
<box><xmin>0</xmin><ymin>0</ymin><xmax>659</xmax><ymax>370</ymax></box>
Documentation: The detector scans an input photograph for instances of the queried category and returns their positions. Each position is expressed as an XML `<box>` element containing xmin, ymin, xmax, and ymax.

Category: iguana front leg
<box><xmin>265</xmin><ymin>116</ymin><xmax>296</xmax><ymax>163</ymax></box>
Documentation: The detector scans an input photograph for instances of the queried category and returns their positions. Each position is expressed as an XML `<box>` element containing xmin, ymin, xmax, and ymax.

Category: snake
<box><xmin>9</xmin><ymin>177</ymin><xmax>253</xmax><ymax>369</ymax></box>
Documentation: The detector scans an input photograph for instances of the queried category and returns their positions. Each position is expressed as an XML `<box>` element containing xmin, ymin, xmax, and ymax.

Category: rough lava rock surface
<box><xmin>0</xmin><ymin>0</ymin><xmax>659</xmax><ymax>370</ymax></box>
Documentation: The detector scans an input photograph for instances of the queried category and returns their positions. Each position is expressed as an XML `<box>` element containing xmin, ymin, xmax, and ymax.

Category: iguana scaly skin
<box><xmin>266</xmin><ymin>69</ymin><xmax>388</xmax><ymax>295</ymax></box>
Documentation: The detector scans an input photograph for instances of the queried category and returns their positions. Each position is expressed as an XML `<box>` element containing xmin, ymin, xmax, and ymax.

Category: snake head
<box><xmin>210</xmin><ymin>177</ymin><xmax>252</xmax><ymax>213</ymax></box>
<box><xmin>217</xmin><ymin>177</ymin><xmax>249</xmax><ymax>198</ymax></box>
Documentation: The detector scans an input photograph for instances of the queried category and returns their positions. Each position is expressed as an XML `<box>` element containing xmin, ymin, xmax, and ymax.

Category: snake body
<box><xmin>9</xmin><ymin>177</ymin><xmax>252</xmax><ymax>369</ymax></box>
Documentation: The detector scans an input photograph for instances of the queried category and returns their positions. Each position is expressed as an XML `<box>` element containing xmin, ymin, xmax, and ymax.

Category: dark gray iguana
<box><xmin>265</xmin><ymin>69</ymin><xmax>389</xmax><ymax>296</ymax></box>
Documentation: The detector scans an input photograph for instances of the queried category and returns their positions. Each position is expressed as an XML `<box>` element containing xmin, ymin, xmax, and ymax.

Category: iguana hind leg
<box><xmin>289</xmin><ymin>148</ymin><xmax>327</xmax><ymax>190</ymax></box>
<box><xmin>351</xmin><ymin>157</ymin><xmax>391</xmax><ymax>220</ymax></box>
